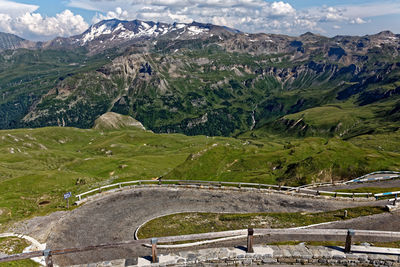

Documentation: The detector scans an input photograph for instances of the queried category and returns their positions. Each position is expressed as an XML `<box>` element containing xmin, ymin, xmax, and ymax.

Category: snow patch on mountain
<box><xmin>81</xmin><ymin>23</ymin><xmax>113</xmax><ymax>44</ymax></box>
<box><xmin>187</xmin><ymin>26</ymin><xmax>209</xmax><ymax>35</ymax></box>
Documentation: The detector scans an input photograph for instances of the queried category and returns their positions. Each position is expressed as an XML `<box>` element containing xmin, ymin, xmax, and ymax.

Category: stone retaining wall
<box><xmin>69</xmin><ymin>244</ymin><xmax>400</xmax><ymax>267</ymax></box>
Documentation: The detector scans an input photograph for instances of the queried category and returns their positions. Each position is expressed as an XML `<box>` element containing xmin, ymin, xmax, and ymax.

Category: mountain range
<box><xmin>0</xmin><ymin>19</ymin><xmax>399</xmax><ymax>138</ymax></box>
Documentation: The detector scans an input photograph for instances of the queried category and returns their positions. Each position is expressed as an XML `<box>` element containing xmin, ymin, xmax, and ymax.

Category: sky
<box><xmin>0</xmin><ymin>0</ymin><xmax>399</xmax><ymax>41</ymax></box>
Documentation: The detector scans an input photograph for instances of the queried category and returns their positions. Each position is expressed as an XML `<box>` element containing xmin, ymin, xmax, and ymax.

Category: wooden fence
<box><xmin>1</xmin><ymin>228</ymin><xmax>400</xmax><ymax>266</ymax></box>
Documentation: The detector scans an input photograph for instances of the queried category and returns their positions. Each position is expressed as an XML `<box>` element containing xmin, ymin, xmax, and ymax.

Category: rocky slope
<box><xmin>93</xmin><ymin>112</ymin><xmax>145</xmax><ymax>130</ymax></box>
<box><xmin>0</xmin><ymin>32</ymin><xmax>35</xmax><ymax>51</ymax></box>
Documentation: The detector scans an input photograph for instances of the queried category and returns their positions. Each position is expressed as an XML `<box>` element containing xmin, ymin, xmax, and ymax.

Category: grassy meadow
<box><xmin>137</xmin><ymin>206</ymin><xmax>387</xmax><ymax>239</ymax></box>
<box><xmin>0</xmin><ymin>124</ymin><xmax>399</xmax><ymax>231</ymax></box>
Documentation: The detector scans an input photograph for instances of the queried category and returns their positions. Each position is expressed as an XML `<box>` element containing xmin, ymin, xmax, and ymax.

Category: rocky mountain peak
<box><xmin>0</xmin><ymin>32</ymin><xmax>35</xmax><ymax>51</ymax></box>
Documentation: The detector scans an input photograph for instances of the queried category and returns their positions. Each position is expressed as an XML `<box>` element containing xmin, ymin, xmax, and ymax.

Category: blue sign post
<box><xmin>64</xmin><ymin>192</ymin><xmax>72</xmax><ymax>209</ymax></box>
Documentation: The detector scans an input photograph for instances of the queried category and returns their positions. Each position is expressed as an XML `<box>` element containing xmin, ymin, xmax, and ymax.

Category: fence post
<box><xmin>151</xmin><ymin>238</ymin><xmax>159</xmax><ymax>263</ymax></box>
<box><xmin>345</xmin><ymin>229</ymin><xmax>355</xmax><ymax>253</ymax></box>
<box><xmin>247</xmin><ymin>228</ymin><xmax>254</xmax><ymax>253</ymax></box>
<box><xmin>238</xmin><ymin>183</ymin><xmax>241</xmax><ymax>189</ymax></box>
<box><xmin>43</xmin><ymin>249</ymin><xmax>53</xmax><ymax>267</ymax></box>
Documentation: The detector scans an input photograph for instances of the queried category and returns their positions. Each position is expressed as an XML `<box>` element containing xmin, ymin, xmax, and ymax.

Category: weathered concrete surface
<box><xmin>46</xmin><ymin>187</ymin><xmax>385</xmax><ymax>266</ymax></box>
<box><xmin>68</xmin><ymin>244</ymin><xmax>400</xmax><ymax>267</ymax></box>
<box><xmin>9</xmin><ymin>211</ymin><xmax>68</xmax><ymax>243</ymax></box>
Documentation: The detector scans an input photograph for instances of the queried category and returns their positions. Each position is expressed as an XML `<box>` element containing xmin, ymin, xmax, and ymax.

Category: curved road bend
<box><xmin>46</xmin><ymin>187</ymin><xmax>387</xmax><ymax>266</ymax></box>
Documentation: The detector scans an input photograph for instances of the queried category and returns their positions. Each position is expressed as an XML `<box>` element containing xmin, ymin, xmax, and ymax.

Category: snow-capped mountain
<box><xmin>40</xmin><ymin>19</ymin><xmax>240</xmax><ymax>53</ymax></box>
<box><xmin>78</xmin><ymin>19</ymin><xmax>173</xmax><ymax>45</ymax></box>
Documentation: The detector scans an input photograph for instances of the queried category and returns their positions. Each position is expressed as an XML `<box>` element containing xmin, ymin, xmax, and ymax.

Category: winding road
<box><xmin>43</xmin><ymin>186</ymin><xmax>389</xmax><ymax>266</ymax></box>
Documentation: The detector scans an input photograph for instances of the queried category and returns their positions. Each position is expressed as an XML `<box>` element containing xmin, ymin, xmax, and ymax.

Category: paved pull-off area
<box><xmin>41</xmin><ymin>186</ymin><xmax>387</xmax><ymax>266</ymax></box>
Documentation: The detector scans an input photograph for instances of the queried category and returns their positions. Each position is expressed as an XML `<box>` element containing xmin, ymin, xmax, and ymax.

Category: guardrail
<box><xmin>75</xmin><ymin>179</ymin><xmax>301</xmax><ymax>201</ymax></box>
<box><xmin>73</xmin><ymin>170</ymin><xmax>400</xmax><ymax>202</ymax></box>
<box><xmin>345</xmin><ymin>171</ymin><xmax>400</xmax><ymax>184</ymax></box>
<box><xmin>375</xmin><ymin>191</ymin><xmax>400</xmax><ymax>198</ymax></box>
<box><xmin>1</xmin><ymin>228</ymin><xmax>400</xmax><ymax>266</ymax></box>
<box><xmin>74</xmin><ymin>179</ymin><xmax>376</xmax><ymax>203</ymax></box>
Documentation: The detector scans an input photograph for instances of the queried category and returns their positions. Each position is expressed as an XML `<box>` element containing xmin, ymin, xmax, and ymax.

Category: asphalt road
<box><xmin>45</xmin><ymin>187</ymin><xmax>385</xmax><ymax>266</ymax></box>
<box><xmin>315</xmin><ymin>179</ymin><xmax>400</xmax><ymax>191</ymax></box>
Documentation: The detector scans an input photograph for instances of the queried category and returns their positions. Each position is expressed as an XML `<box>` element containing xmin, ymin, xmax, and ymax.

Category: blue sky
<box><xmin>1</xmin><ymin>0</ymin><xmax>400</xmax><ymax>40</ymax></box>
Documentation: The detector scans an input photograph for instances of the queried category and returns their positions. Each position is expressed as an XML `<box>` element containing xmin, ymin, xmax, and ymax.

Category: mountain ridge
<box><xmin>0</xmin><ymin>18</ymin><xmax>400</xmax><ymax>138</ymax></box>
<box><xmin>0</xmin><ymin>18</ymin><xmax>398</xmax><ymax>53</ymax></box>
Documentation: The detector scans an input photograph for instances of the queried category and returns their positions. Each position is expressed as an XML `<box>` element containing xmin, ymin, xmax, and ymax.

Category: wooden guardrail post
<box><xmin>151</xmin><ymin>238</ymin><xmax>159</xmax><ymax>263</ymax></box>
<box><xmin>43</xmin><ymin>249</ymin><xmax>53</xmax><ymax>267</ymax></box>
<box><xmin>247</xmin><ymin>228</ymin><xmax>254</xmax><ymax>253</ymax></box>
<box><xmin>345</xmin><ymin>229</ymin><xmax>355</xmax><ymax>253</ymax></box>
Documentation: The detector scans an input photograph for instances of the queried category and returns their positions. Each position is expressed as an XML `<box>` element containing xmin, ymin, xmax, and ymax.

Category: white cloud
<box><xmin>341</xmin><ymin>1</ymin><xmax>400</xmax><ymax>18</ymax></box>
<box><xmin>270</xmin><ymin>1</ymin><xmax>295</xmax><ymax>16</ymax></box>
<box><xmin>66</xmin><ymin>0</ymin><xmax>101</xmax><ymax>11</ymax></box>
<box><xmin>0</xmin><ymin>9</ymin><xmax>89</xmax><ymax>40</ymax></box>
<box><xmin>1</xmin><ymin>0</ymin><xmax>386</xmax><ymax>40</ymax></box>
<box><xmin>0</xmin><ymin>0</ymin><xmax>38</xmax><ymax>16</ymax></box>
<box><xmin>350</xmin><ymin>17</ymin><xmax>367</xmax><ymax>24</ymax></box>
<box><xmin>93</xmin><ymin>7</ymin><xmax>129</xmax><ymax>23</ymax></box>
<box><xmin>66</xmin><ymin>0</ymin><xmax>376</xmax><ymax>36</ymax></box>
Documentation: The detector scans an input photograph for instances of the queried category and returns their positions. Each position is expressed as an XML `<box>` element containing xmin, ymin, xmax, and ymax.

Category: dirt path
<box><xmin>44</xmin><ymin>187</ymin><xmax>385</xmax><ymax>266</ymax></box>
